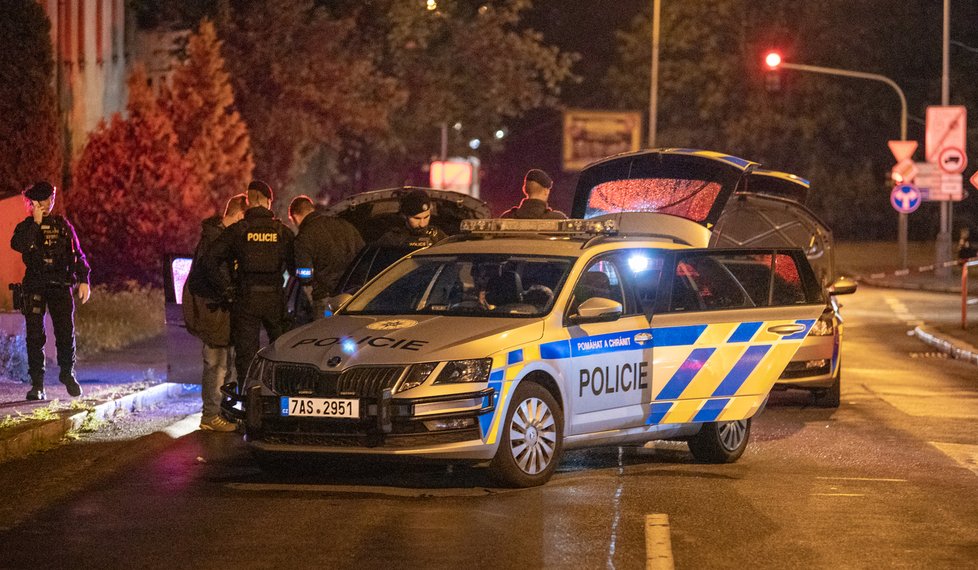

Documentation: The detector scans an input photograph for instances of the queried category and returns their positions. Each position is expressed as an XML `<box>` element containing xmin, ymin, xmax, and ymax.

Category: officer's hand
<box><xmin>77</xmin><ymin>283</ymin><xmax>91</xmax><ymax>304</ymax></box>
<box><xmin>31</xmin><ymin>202</ymin><xmax>44</xmax><ymax>225</ymax></box>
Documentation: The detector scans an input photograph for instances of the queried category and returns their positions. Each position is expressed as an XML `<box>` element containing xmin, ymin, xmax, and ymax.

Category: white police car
<box><xmin>224</xmin><ymin>151</ymin><xmax>826</xmax><ymax>487</ymax></box>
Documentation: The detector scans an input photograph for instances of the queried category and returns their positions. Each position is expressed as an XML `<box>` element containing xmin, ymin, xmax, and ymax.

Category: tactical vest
<box><xmin>238</xmin><ymin>216</ymin><xmax>287</xmax><ymax>285</ymax></box>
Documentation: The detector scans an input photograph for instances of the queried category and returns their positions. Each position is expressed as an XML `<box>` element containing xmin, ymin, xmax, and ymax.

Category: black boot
<box><xmin>60</xmin><ymin>369</ymin><xmax>82</xmax><ymax>398</ymax></box>
<box><xmin>26</xmin><ymin>377</ymin><xmax>45</xmax><ymax>401</ymax></box>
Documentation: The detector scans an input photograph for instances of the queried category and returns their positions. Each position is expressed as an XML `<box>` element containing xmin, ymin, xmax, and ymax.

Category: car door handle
<box><xmin>766</xmin><ymin>323</ymin><xmax>806</xmax><ymax>336</ymax></box>
<box><xmin>634</xmin><ymin>332</ymin><xmax>653</xmax><ymax>344</ymax></box>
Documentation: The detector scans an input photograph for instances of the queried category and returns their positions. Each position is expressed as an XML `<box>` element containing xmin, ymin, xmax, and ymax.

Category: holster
<box><xmin>18</xmin><ymin>286</ymin><xmax>44</xmax><ymax>316</ymax></box>
<box><xmin>9</xmin><ymin>283</ymin><xmax>22</xmax><ymax>312</ymax></box>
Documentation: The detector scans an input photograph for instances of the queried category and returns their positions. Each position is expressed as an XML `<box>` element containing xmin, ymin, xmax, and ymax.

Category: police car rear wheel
<box><xmin>489</xmin><ymin>382</ymin><xmax>563</xmax><ymax>488</ymax></box>
<box><xmin>688</xmin><ymin>419</ymin><xmax>750</xmax><ymax>463</ymax></box>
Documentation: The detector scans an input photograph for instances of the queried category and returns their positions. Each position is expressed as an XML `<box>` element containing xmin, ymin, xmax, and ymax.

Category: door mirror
<box><xmin>828</xmin><ymin>277</ymin><xmax>857</xmax><ymax>296</ymax></box>
<box><xmin>328</xmin><ymin>293</ymin><xmax>354</xmax><ymax>314</ymax></box>
<box><xmin>569</xmin><ymin>297</ymin><xmax>623</xmax><ymax>325</ymax></box>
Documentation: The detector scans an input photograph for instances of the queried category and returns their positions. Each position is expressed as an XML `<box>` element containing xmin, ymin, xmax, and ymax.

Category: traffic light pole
<box><xmin>776</xmin><ymin>61</ymin><xmax>910</xmax><ymax>268</ymax></box>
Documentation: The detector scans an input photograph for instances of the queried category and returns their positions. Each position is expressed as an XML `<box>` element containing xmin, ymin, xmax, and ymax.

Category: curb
<box><xmin>913</xmin><ymin>325</ymin><xmax>978</xmax><ymax>366</ymax></box>
<box><xmin>0</xmin><ymin>382</ymin><xmax>196</xmax><ymax>464</ymax></box>
<box><xmin>857</xmin><ymin>277</ymin><xmax>960</xmax><ymax>295</ymax></box>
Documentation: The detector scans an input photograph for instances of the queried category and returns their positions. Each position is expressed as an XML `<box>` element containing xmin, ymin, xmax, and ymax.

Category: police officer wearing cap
<box><xmin>501</xmin><ymin>169</ymin><xmax>567</xmax><ymax>219</ymax></box>
<box><xmin>10</xmin><ymin>181</ymin><xmax>91</xmax><ymax>400</ymax></box>
<box><xmin>204</xmin><ymin>180</ymin><xmax>295</xmax><ymax>386</ymax></box>
<box><xmin>375</xmin><ymin>189</ymin><xmax>448</xmax><ymax>248</ymax></box>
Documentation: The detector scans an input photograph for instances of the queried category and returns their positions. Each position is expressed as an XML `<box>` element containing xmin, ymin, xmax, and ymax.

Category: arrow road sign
<box><xmin>891</xmin><ymin>184</ymin><xmax>921</xmax><ymax>214</ymax></box>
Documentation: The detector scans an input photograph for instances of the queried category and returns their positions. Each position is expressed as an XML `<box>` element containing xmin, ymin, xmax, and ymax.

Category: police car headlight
<box><xmin>810</xmin><ymin>314</ymin><xmax>836</xmax><ymax>336</ymax></box>
<box><xmin>433</xmin><ymin>358</ymin><xmax>492</xmax><ymax>385</ymax></box>
<box><xmin>396</xmin><ymin>362</ymin><xmax>438</xmax><ymax>393</ymax></box>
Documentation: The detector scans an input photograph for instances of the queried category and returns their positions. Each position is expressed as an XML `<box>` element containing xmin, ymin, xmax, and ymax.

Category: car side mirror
<box><xmin>327</xmin><ymin>293</ymin><xmax>354</xmax><ymax>315</ymax></box>
<box><xmin>569</xmin><ymin>297</ymin><xmax>623</xmax><ymax>325</ymax></box>
<box><xmin>828</xmin><ymin>277</ymin><xmax>857</xmax><ymax>296</ymax></box>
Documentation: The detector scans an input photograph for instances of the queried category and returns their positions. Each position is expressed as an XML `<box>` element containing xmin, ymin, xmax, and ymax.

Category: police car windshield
<box><xmin>342</xmin><ymin>254</ymin><xmax>574</xmax><ymax>317</ymax></box>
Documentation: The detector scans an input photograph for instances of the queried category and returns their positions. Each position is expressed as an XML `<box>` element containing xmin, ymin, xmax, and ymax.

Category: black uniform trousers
<box><xmin>231</xmin><ymin>287</ymin><xmax>289</xmax><ymax>385</ymax></box>
<box><xmin>24</xmin><ymin>284</ymin><xmax>76</xmax><ymax>385</ymax></box>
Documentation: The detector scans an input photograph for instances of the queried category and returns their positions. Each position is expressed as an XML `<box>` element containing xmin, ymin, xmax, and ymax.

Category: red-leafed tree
<box><xmin>0</xmin><ymin>0</ymin><xmax>61</xmax><ymax>196</ymax></box>
<box><xmin>162</xmin><ymin>19</ymin><xmax>253</xmax><ymax>214</ymax></box>
<box><xmin>69</xmin><ymin>66</ymin><xmax>204</xmax><ymax>285</ymax></box>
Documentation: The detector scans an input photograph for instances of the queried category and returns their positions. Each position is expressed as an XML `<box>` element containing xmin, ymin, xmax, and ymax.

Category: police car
<box><xmin>223</xmin><ymin>151</ymin><xmax>827</xmax><ymax>487</ymax></box>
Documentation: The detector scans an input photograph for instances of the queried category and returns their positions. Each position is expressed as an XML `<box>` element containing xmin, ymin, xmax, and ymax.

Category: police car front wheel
<box><xmin>489</xmin><ymin>382</ymin><xmax>563</xmax><ymax>488</ymax></box>
<box><xmin>688</xmin><ymin>419</ymin><xmax>751</xmax><ymax>464</ymax></box>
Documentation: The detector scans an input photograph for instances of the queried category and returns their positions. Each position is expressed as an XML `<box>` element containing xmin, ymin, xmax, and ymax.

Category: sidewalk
<box><xmin>0</xmin><ymin>334</ymin><xmax>198</xmax><ymax>462</ymax></box>
<box><xmin>839</xmin><ymin>243</ymin><xmax>978</xmax><ymax>364</ymax></box>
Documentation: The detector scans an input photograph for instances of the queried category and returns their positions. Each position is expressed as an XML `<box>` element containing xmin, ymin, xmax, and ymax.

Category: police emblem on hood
<box><xmin>366</xmin><ymin>319</ymin><xmax>419</xmax><ymax>331</ymax></box>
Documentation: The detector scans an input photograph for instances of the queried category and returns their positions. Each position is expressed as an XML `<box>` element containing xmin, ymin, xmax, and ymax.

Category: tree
<box><xmin>218</xmin><ymin>0</ymin><xmax>405</xmax><ymax>205</ymax></box>
<box><xmin>69</xmin><ymin>67</ymin><xmax>204</xmax><ymax>285</ymax></box>
<box><xmin>0</xmin><ymin>0</ymin><xmax>61</xmax><ymax>196</ymax></box>
<box><xmin>163</xmin><ymin>19</ymin><xmax>254</xmax><ymax>214</ymax></box>
<box><xmin>330</xmin><ymin>0</ymin><xmax>578</xmax><ymax>190</ymax></box>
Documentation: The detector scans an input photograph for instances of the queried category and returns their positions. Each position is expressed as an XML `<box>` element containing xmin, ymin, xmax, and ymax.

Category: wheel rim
<box><xmin>717</xmin><ymin>420</ymin><xmax>748</xmax><ymax>452</ymax></box>
<box><xmin>508</xmin><ymin>396</ymin><xmax>557</xmax><ymax>475</ymax></box>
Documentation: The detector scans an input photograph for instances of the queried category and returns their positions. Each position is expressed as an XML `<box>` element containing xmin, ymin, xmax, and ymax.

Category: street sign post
<box><xmin>891</xmin><ymin>184</ymin><xmax>921</xmax><ymax>214</ymax></box>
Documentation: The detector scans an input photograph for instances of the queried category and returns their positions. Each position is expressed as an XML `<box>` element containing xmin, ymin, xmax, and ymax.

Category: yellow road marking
<box><xmin>645</xmin><ymin>514</ymin><xmax>675</xmax><ymax>570</ymax></box>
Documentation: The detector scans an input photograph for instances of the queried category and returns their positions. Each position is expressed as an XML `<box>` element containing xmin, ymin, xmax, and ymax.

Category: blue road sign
<box><xmin>890</xmin><ymin>184</ymin><xmax>921</xmax><ymax>214</ymax></box>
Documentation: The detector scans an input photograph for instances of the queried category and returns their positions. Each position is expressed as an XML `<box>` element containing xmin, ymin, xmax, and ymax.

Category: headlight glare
<box><xmin>433</xmin><ymin>358</ymin><xmax>492</xmax><ymax>385</ymax></box>
<box><xmin>396</xmin><ymin>362</ymin><xmax>438</xmax><ymax>393</ymax></box>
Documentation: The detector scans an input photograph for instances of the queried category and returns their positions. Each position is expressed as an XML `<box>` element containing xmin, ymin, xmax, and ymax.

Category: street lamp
<box><xmin>764</xmin><ymin>52</ymin><xmax>911</xmax><ymax>268</ymax></box>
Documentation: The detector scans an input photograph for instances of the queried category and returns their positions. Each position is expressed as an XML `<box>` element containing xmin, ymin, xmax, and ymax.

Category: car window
<box><xmin>668</xmin><ymin>253</ymin><xmax>754</xmax><ymax>312</ymax></box>
<box><xmin>620</xmin><ymin>250</ymin><xmax>664</xmax><ymax>315</ymax></box>
<box><xmin>343</xmin><ymin>254</ymin><xmax>574</xmax><ymax>317</ymax></box>
<box><xmin>665</xmin><ymin>250</ymin><xmax>820</xmax><ymax>313</ymax></box>
<box><xmin>569</xmin><ymin>257</ymin><xmax>626</xmax><ymax>315</ymax></box>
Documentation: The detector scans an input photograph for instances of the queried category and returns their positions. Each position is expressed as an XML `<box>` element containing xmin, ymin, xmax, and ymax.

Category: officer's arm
<box><xmin>283</xmin><ymin>226</ymin><xmax>297</xmax><ymax>276</ymax></box>
<box><xmin>10</xmin><ymin>219</ymin><xmax>41</xmax><ymax>254</ymax></box>
<box><xmin>205</xmin><ymin>226</ymin><xmax>236</xmax><ymax>294</ymax></box>
<box><xmin>294</xmin><ymin>232</ymin><xmax>314</xmax><ymax>286</ymax></box>
<box><xmin>63</xmin><ymin>218</ymin><xmax>91</xmax><ymax>285</ymax></box>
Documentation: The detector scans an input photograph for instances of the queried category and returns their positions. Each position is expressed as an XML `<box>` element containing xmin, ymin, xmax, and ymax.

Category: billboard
<box><xmin>562</xmin><ymin>109</ymin><xmax>643</xmax><ymax>171</ymax></box>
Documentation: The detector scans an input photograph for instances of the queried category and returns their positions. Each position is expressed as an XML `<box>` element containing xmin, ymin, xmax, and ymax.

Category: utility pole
<box><xmin>647</xmin><ymin>0</ymin><xmax>660</xmax><ymax>148</ymax></box>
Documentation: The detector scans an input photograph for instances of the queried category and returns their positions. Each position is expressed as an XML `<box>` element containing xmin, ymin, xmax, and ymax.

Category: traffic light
<box><xmin>763</xmin><ymin>51</ymin><xmax>782</xmax><ymax>92</ymax></box>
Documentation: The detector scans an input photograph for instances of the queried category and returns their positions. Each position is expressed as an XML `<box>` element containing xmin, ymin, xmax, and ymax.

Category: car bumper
<box><xmin>774</xmin><ymin>333</ymin><xmax>839</xmax><ymax>390</ymax></box>
<box><xmin>224</xmin><ymin>384</ymin><xmax>499</xmax><ymax>461</ymax></box>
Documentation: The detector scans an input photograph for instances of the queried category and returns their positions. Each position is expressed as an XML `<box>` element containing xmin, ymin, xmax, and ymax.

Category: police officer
<box><xmin>205</xmin><ymin>180</ymin><xmax>295</xmax><ymax>386</ymax></box>
<box><xmin>501</xmin><ymin>169</ymin><xmax>567</xmax><ymax>219</ymax></box>
<box><xmin>289</xmin><ymin>195</ymin><xmax>364</xmax><ymax>319</ymax></box>
<box><xmin>375</xmin><ymin>189</ymin><xmax>448</xmax><ymax>247</ymax></box>
<box><xmin>10</xmin><ymin>182</ymin><xmax>91</xmax><ymax>400</ymax></box>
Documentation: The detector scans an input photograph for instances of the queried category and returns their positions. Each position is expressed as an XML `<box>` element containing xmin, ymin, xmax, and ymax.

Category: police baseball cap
<box><xmin>248</xmin><ymin>179</ymin><xmax>273</xmax><ymax>201</ymax></box>
<box><xmin>400</xmin><ymin>189</ymin><xmax>432</xmax><ymax>217</ymax></box>
<box><xmin>524</xmin><ymin>169</ymin><xmax>553</xmax><ymax>189</ymax></box>
<box><xmin>24</xmin><ymin>181</ymin><xmax>55</xmax><ymax>201</ymax></box>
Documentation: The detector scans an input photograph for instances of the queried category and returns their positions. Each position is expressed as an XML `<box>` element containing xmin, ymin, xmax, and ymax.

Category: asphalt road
<box><xmin>1</xmin><ymin>286</ymin><xmax>977</xmax><ymax>569</ymax></box>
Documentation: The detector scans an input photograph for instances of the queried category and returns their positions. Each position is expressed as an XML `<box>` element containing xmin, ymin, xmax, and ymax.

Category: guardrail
<box><xmin>962</xmin><ymin>259</ymin><xmax>978</xmax><ymax>329</ymax></box>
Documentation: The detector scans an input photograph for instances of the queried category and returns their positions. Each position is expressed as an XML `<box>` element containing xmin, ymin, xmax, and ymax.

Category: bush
<box><xmin>0</xmin><ymin>332</ymin><xmax>28</xmax><ymax>383</ymax></box>
<box><xmin>75</xmin><ymin>284</ymin><xmax>164</xmax><ymax>357</ymax></box>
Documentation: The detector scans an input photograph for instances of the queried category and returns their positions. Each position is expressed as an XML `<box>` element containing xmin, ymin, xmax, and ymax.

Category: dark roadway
<box><xmin>1</xmin><ymin>286</ymin><xmax>977</xmax><ymax>569</ymax></box>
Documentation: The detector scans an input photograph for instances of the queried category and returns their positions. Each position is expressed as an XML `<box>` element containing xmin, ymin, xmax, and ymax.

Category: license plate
<box><xmin>280</xmin><ymin>397</ymin><xmax>359</xmax><ymax>418</ymax></box>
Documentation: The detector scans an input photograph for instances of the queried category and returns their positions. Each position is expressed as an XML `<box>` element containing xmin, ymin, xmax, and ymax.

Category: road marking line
<box><xmin>645</xmin><ymin>514</ymin><xmax>674</xmax><ymax>570</ymax></box>
<box><xmin>226</xmin><ymin>482</ymin><xmax>493</xmax><ymax>497</ymax></box>
<box><xmin>930</xmin><ymin>441</ymin><xmax>978</xmax><ymax>477</ymax></box>
<box><xmin>810</xmin><ymin>493</ymin><xmax>865</xmax><ymax>497</ymax></box>
<box><xmin>816</xmin><ymin>477</ymin><xmax>906</xmax><ymax>482</ymax></box>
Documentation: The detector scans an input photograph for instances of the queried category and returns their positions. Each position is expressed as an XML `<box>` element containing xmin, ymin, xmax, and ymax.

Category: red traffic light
<box><xmin>764</xmin><ymin>52</ymin><xmax>782</xmax><ymax>69</ymax></box>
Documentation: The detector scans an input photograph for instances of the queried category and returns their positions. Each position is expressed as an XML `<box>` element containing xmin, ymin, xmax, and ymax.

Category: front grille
<box><xmin>271</xmin><ymin>364</ymin><xmax>403</xmax><ymax>397</ymax></box>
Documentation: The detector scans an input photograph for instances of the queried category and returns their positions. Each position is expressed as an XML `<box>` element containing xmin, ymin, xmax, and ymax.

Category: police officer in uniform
<box><xmin>375</xmin><ymin>189</ymin><xmax>447</xmax><ymax>248</ymax></box>
<box><xmin>289</xmin><ymin>195</ymin><xmax>364</xmax><ymax>320</ymax></box>
<box><xmin>10</xmin><ymin>182</ymin><xmax>91</xmax><ymax>400</ymax></box>
<box><xmin>501</xmin><ymin>169</ymin><xmax>567</xmax><ymax>219</ymax></box>
<box><xmin>205</xmin><ymin>180</ymin><xmax>295</xmax><ymax>386</ymax></box>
